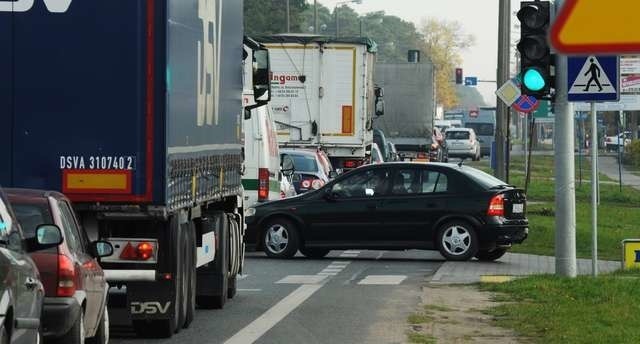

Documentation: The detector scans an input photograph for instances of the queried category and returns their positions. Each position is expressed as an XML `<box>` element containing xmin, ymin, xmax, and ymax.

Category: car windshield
<box><xmin>11</xmin><ymin>201</ymin><xmax>54</xmax><ymax>238</ymax></box>
<box><xmin>289</xmin><ymin>154</ymin><xmax>318</xmax><ymax>173</ymax></box>
<box><xmin>459</xmin><ymin>166</ymin><xmax>507</xmax><ymax>189</ymax></box>
<box><xmin>446</xmin><ymin>131</ymin><xmax>470</xmax><ymax>140</ymax></box>
<box><xmin>465</xmin><ymin>123</ymin><xmax>494</xmax><ymax>136</ymax></box>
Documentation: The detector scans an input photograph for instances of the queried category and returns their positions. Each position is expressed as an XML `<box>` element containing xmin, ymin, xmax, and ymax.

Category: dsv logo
<box><xmin>0</xmin><ymin>0</ymin><xmax>72</xmax><ymax>13</ymax></box>
<box><xmin>130</xmin><ymin>301</ymin><xmax>171</xmax><ymax>315</ymax></box>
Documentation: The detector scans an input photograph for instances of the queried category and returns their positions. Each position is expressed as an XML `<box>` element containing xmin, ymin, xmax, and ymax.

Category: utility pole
<box><xmin>286</xmin><ymin>0</ymin><xmax>290</xmax><ymax>33</ymax></box>
<box><xmin>495</xmin><ymin>0</ymin><xmax>510</xmax><ymax>180</ymax></box>
<box><xmin>335</xmin><ymin>5</ymin><xmax>339</xmax><ymax>38</ymax></box>
<box><xmin>554</xmin><ymin>0</ymin><xmax>578</xmax><ymax>278</ymax></box>
<box><xmin>314</xmin><ymin>0</ymin><xmax>318</xmax><ymax>34</ymax></box>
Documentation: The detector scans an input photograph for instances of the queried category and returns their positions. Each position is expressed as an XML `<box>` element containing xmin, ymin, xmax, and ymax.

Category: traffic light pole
<box><xmin>495</xmin><ymin>0</ymin><xmax>510</xmax><ymax>181</ymax></box>
<box><xmin>554</xmin><ymin>0</ymin><xmax>577</xmax><ymax>278</ymax></box>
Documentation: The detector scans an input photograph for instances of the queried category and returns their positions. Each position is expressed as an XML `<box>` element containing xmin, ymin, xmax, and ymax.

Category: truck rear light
<box><xmin>344</xmin><ymin>160</ymin><xmax>363</xmax><ymax>168</ymax></box>
<box><xmin>119</xmin><ymin>241</ymin><xmax>155</xmax><ymax>261</ymax></box>
<box><xmin>487</xmin><ymin>194</ymin><xmax>505</xmax><ymax>217</ymax></box>
<box><xmin>57</xmin><ymin>254</ymin><xmax>77</xmax><ymax>297</ymax></box>
<box><xmin>258</xmin><ymin>168</ymin><xmax>269</xmax><ymax>201</ymax></box>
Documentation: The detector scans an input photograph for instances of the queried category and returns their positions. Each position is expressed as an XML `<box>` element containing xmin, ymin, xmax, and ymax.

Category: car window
<box><xmin>58</xmin><ymin>201</ymin><xmax>83</xmax><ymax>253</ymax></box>
<box><xmin>332</xmin><ymin>168</ymin><xmax>390</xmax><ymax>198</ymax></box>
<box><xmin>445</xmin><ymin>131</ymin><xmax>470</xmax><ymax>140</ymax></box>
<box><xmin>391</xmin><ymin>169</ymin><xmax>449</xmax><ymax>195</ymax></box>
<box><xmin>0</xmin><ymin>197</ymin><xmax>22</xmax><ymax>252</ymax></box>
<box><xmin>466</xmin><ymin>123</ymin><xmax>494</xmax><ymax>136</ymax></box>
<box><xmin>287</xmin><ymin>154</ymin><xmax>318</xmax><ymax>173</ymax></box>
<box><xmin>460</xmin><ymin>166</ymin><xmax>506</xmax><ymax>189</ymax></box>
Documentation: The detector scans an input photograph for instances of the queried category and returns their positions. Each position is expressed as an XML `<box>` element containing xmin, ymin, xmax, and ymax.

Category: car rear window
<box><xmin>465</xmin><ymin>123</ymin><xmax>494</xmax><ymax>136</ymax></box>
<box><xmin>289</xmin><ymin>154</ymin><xmax>318</xmax><ymax>173</ymax></box>
<box><xmin>11</xmin><ymin>202</ymin><xmax>54</xmax><ymax>238</ymax></box>
<box><xmin>446</xmin><ymin>131</ymin><xmax>470</xmax><ymax>140</ymax></box>
<box><xmin>459</xmin><ymin>166</ymin><xmax>506</xmax><ymax>189</ymax></box>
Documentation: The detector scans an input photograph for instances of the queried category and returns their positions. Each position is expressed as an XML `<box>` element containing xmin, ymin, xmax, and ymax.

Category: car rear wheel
<box><xmin>475</xmin><ymin>248</ymin><xmax>508</xmax><ymax>261</ymax></box>
<box><xmin>56</xmin><ymin>309</ymin><xmax>84</xmax><ymax>344</ymax></box>
<box><xmin>299</xmin><ymin>247</ymin><xmax>330</xmax><ymax>259</ymax></box>
<box><xmin>436</xmin><ymin>221</ymin><xmax>479</xmax><ymax>261</ymax></box>
<box><xmin>87</xmin><ymin>306</ymin><xmax>108</xmax><ymax>344</ymax></box>
<box><xmin>263</xmin><ymin>218</ymin><xmax>299</xmax><ymax>258</ymax></box>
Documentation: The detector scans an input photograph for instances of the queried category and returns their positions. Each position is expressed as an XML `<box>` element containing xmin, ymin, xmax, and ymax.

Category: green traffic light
<box><xmin>523</xmin><ymin>68</ymin><xmax>546</xmax><ymax>92</ymax></box>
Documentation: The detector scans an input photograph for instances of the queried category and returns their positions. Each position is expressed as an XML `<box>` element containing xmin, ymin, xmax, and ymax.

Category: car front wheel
<box><xmin>436</xmin><ymin>221</ymin><xmax>479</xmax><ymax>261</ymax></box>
<box><xmin>263</xmin><ymin>218</ymin><xmax>300</xmax><ymax>258</ymax></box>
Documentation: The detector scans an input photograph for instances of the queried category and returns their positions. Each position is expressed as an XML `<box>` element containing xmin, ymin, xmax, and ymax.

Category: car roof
<box><xmin>446</xmin><ymin>127</ymin><xmax>472</xmax><ymax>132</ymax></box>
<box><xmin>5</xmin><ymin>188</ymin><xmax>67</xmax><ymax>203</ymax></box>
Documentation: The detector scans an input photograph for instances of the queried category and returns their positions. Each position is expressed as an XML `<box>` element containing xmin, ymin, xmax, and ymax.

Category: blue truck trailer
<box><xmin>0</xmin><ymin>0</ymin><xmax>270</xmax><ymax>338</ymax></box>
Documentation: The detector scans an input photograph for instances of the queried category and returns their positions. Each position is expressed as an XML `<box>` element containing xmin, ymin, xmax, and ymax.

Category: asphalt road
<box><xmin>110</xmin><ymin>250</ymin><xmax>444</xmax><ymax>344</ymax></box>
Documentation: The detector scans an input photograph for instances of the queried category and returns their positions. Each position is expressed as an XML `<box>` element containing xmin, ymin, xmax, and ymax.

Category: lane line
<box><xmin>318</xmin><ymin>272</ymin><xmax>338</xmax><ymax>276</ymax></box>
<box><xmin>224</xmin><ymin>284</ymin><xmax>323</xmax><ymax>344</ymax></box>
<box><xmin>331</xmin><ymin>261</ymin><xmax>351</xmax><ymax>266</ymax></box>
<box><xmin>358</xmin><ymin>275</ymin><xmax>407</xmax><ymax>285</ymax></box>
<box><xmin>238</xmin><ymin>289</ymin><xmax>262</xmax><ymax>292</ymax></box>
<box><xmin>321</xmin><ymin>268</ymin><xmax>343</xmax><ymax>273</ymax></box>
<box><xmin>326</xmin><ymin>265</ymin><xmax>347</xmax><ymax>269</ymax></box>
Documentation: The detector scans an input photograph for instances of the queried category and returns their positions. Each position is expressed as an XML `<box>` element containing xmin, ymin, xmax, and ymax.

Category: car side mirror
<box><xmin>253</xmin><ymin>49</ymin><xmax>271</xmax><ymax>103</ymax></box>
<box><xmin>26</xmin><ymin>224</ymin><xmax>63</xmax><ymax>252</ymax></box>
<box><xmin>328</xmin><ymin>171</ymin><xmax>338</xmax><ymax>179</ymax></box>
<box><xmin>91</xmin><ymin>241</ymin><xmax>114</xmax><ymax>258</ymax></box>
<box><xmin>281</xmin><ymin>154</ymin><xmax>295</xmax><ymax>177</ymax></box>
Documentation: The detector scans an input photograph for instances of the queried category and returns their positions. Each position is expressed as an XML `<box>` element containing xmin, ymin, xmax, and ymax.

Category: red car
<box><xmin>7</xmin><ymin>189</ymin><xmax>113</xmax><ymax>344</ymax></box>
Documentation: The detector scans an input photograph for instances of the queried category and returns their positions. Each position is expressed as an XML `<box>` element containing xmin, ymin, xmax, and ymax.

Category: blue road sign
<box><xmin>568</xmin><ymin>55</ymin><xmax>619</xmax><ymax>102</ymax></box>
<box><xmin>512</xmin><ymin>95</ymin><xmax>539</xmax><ymax>113</ymax></box>
<box><xmin>464</xmin><ymin>77</ymin><xmax>478</xmax><ymax>86</ymax></box>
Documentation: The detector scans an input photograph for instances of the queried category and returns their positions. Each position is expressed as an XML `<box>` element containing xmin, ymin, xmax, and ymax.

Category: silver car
<box><xmin>445</xmin><ymin>128</ymin><xmax>481</xmax><ymax>161</ymax></box>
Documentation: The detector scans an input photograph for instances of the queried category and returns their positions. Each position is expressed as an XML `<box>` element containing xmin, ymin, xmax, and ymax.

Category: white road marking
<box><xmin>326</xmin><ymin>265</ymin><xmax>347</xmax><ymax>269</ymax></box>
<box><xmin>343</xmin><ymin>250</ymin><xmax>361</xmax><ymax>254</ymax></box>
<box><xmin>339</xmin><ymin>254</ymin><xmax>359</xmax><ymax>258</ymax></box>
<box><xmin>238</xmin><ymin>289</ymin><xmax>262</xmax><ymax>292</ymax></box>
<box><xmin>317</xmin><ymin>272</ymin><xmax>338</xmax><ymax>276</ymax></box>
<box><xmin>224</xmin><ymin>284</ymin><xmax>323</xmax><ymax>344</ymax></box>
<box><xmin>331</xmin><ymin>261</ymin><xmax>351</xmax><ymax>266</ymax></box>
<box><xmin>321</xmin><ymin>268</ymin><xmax>343</xmax><ymax>273</ymax></box>
<box><xmin>357</xmin><ymin>275</ymin><xmax>407</xmax><ymax>285</ymax></box>
<box><xmin>276</xmin><ymin>275</ymin><xmax>327</xmax><ymax>284</ymax></box>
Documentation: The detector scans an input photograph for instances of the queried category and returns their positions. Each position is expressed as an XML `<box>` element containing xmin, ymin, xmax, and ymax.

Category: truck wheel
<box><xmin>436</xmin><ymin>221</ymin><xmax>479</xmax><ymax>261</ymax></box>
<box><xmin>184</xmin><ymin>222</ymin><xmax>197</xmax><ymax>328</ymax></box>
<box><xmin>263</xmin><ymin>218</ymin><xmax>300</xmax><ymax>259</ymax></box>
<box><xmin>196</xmin><ymin>212</ymin><xmax>229</xmax><ymax>309</ymax></box>
<box><xmin>228</xmin><ymin>275</ymin><xmax>237</xmax><ymax>299</ymax></box>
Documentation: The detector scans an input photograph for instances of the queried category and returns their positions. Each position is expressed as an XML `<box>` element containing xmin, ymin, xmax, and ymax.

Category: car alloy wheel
<box><xmin>441</xmin><ymin>225</ymin><xmax>473</xmax><ymax>256</ymax></box>
<box><xmin>265</xmin><ymin>224</ymin><xmax>290</xmax><ymax>255</ymax></box>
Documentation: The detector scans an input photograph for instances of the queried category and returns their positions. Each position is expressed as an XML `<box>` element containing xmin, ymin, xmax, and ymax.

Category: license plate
<box><xmin>512</xmin><ymin>204</ymin><xmax>524</xmax><ymax>213</ymax></box>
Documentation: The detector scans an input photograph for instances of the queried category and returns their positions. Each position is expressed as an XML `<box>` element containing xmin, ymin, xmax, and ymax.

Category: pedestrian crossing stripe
<box><xmin>569</xmin><ymin>55</ymin><xmax>616</xmax><ymax>95</ymax></box>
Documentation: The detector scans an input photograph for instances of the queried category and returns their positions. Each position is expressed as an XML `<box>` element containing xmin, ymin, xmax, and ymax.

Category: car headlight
<box><xmin>245</xmin><ymin>207</ymin><xmax>256</xmax><ymax>217</ymax></box>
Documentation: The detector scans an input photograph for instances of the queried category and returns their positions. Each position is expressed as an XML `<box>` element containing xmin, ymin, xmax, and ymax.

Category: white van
<box><xmin>243</xmin><ymin>105</ymin><xmax>290</xmax><ymax>207</ymax></box>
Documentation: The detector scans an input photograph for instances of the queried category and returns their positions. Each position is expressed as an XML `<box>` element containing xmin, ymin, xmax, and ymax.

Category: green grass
<box><xmin>408</xmin><ymin>313</ymin><xmax>434</xmax><ymax>324</ymax></box>
<box><xmin>481</xmin><ymin>271</ymin><xmax>640</xmax><ymax>344</ymax></box>
<box><xmin>423</xmin><ymin>304</ymin><xmax>452</xmax><ymax>312</ymax></box>
<box><xmin>469</xmin><ymin>155</ymin><xmax>640</xmax><ymax>260</ymax></box>
<box><xmin>406</xmin><ymin>331</ymin><xmax>437</xmax><ymax>344</ymax></box>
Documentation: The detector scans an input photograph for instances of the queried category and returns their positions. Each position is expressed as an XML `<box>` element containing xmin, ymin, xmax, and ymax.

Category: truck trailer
<box><xmin>255</xmin><ymin>35</ymin><xmax>384</xmax><ymax>170</ymax></box>
<box><xmin>0</xmin><ymin>0</ymin><xmax>268</xmax><ymax>338</ymax></box>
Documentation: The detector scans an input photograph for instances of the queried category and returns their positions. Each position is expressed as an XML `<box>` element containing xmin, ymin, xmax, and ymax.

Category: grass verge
<box><xmin>481</xmin><ymin>270</ymin><xmax>640</xmax><ymax>344</ymax></box>
<box><xmin>469</xmin><ymin>156</ymin><xmax>640</xmax><ymax>260</ymax></box>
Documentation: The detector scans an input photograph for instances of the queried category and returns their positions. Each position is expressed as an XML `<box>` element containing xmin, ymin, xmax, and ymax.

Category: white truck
<box><xmin>256</xmin><ymin>35</ymin><xmax>384</xmax><ymax>170</ymax></box>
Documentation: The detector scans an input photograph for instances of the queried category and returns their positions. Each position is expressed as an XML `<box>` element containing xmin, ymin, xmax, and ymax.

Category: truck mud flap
<box><xmin>126</xmin><ymin>281</ymin><xmax>175</xmax><ymax>321</ymax></box>
<box><xmin>196</xmin><ymin>211</ymin><xmax>228</xmax><ymax>297</ymax></box>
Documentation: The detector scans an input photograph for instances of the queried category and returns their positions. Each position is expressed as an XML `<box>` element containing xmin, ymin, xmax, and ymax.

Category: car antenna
<box><xmin>457</xmin><ymin>158</ymin><xmax>465</xmax><ymax>168</ymax></box>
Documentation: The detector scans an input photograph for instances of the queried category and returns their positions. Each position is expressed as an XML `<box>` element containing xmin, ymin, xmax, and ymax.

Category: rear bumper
<box><xmin>447</xmin><ymin>147</ymin><xmax>475</xmax><ymax>156</ymax></box>
<box><xmin>481</xmin><ymin>223</ymin><xmax>529</xmax><ymax>247</ymax></box>
<box><xmin>42</xmin><ymin>297</ymin><xmax>81</xmax><ymax>338</ymax></box>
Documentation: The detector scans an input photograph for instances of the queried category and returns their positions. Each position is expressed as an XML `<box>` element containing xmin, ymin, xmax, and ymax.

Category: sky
<box><xmin>316</xmin><ymin>0</ymin><xmax>522</xmax><ymax>106</ymax></box>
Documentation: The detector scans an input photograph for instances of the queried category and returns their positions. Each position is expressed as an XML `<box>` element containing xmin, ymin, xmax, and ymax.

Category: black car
<box><xmin>0</xmin><ymin>188</ymin><xmax>63</xmax><ymax>343</ymax></box>
<box><xmin>244</xmin><ymin>163</ymin><xmax>528</xmax><ymax>261</ymax></box>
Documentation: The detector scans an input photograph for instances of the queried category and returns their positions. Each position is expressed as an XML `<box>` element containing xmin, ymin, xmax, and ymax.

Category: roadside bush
<box><xmin>623</xmin><ymin>140</ymin><xmax>640</xmax><ymax>168</ymax></box>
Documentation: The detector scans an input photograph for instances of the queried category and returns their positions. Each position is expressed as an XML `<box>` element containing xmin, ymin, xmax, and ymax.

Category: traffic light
<box><xmin>517</xmin><ymin>1</ymin><xmax>553</xmax><ymax>98</ymax></box>
<box><xmin>455</xmin><ymin>68</ymin><xmax>463</xmax><ymax>85</ymax></box>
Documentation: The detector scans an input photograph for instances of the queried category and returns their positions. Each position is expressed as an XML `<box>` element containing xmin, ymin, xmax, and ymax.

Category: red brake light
<box><xmin>137</xmin><ymin>242</ymin><xmax>154</xmax><ymax>260</ymax></box>
<box><xmin>258</xmin><ymin>168</ymin><xmax>269</xmax><ymax>201</ymax></box>
<box><xmin>57</xmin><ymin>254</ymin><xmax>76</xmax><ymax>297</ymax></box>
<box><xmin>344</xmin><ymin>160</ymin><xmax>357</xmax><ymax>168</ymax></box>
<box><xmin>487</xmin><ymin>194</ymin><xmax>505</xmax><ymax>216</ymax></box>
<box><xmin>417</xmin><ymin>152</ymin><xmax>427</xmax><ymax>159</ymax></box>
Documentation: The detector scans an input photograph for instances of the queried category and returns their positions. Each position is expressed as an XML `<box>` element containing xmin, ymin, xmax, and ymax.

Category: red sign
<box><xmin>512</xmin><ymin>95</ymin><xmax>539</xmax><ymax>113</ymax></box>
<box><xmin>469</xmin><ymin>108</ymin><xmax>479</xmax><ymax>118</ymax></box>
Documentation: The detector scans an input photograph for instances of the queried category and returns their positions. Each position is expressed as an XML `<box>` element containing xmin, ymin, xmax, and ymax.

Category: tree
<box><xmin>419</xmin><ymin>18</ymin><xmax>475</xmax><ymax>110</ymax></box>
<box><xmin>244</xmin><ymin>0</ymin><xmax>309</xmax><ymax>36</ymax></box>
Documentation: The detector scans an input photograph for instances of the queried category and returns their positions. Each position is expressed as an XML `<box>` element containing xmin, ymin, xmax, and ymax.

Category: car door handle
<box><xmin>24</xmin><ymin>277</ymin><xmax>39</xmax><ymax>290</ymax></box>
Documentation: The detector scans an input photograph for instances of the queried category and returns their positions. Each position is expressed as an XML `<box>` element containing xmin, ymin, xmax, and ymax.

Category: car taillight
<box><xmin>57</xmin><ymin>254</ymin><xmax>76</xmax><ymax>297</ymax></box>
<box><xmin>120</xmin><ymin>241</ymin><xmax>155</xmax><ymax>261</ymax></box>
<box><xmin>311</xmin><ymin>179</ymin><xmax>325</xmax><ymax>189</ymax></box>
<box><xmin>258</xmin><ymin>168</ymin><xmax>269</xmax><ymax>201</ymax></box>
<box><xmin>280</xmin><ymin>191</ymin><xmax>286</xmax><ymax>199</ymax></box>
<box><xmin>487</xmin><ymin>194</ymin><xmax>505</xmax><ymax>216</ymax></box>
<box><xmin>301</xmin><ymin>179</ymin><xmax>312</xmax><ymax>189</ymax></box>
<box><xmin>417</xmin><ymin>152</ymin><xmax>427</xmax><ymax>159</ymax></box>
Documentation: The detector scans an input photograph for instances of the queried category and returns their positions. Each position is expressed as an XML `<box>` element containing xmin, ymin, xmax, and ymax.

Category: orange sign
<box><xmin>551</xmin><ymin>0</ymin><xmax>640</xmax><ymax>54</ymax></box>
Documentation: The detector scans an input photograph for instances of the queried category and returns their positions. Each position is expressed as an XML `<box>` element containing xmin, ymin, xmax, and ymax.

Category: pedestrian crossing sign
<box><xmin>622</xmin><ymin>239</ymin><xmax>640</xmax><ymax>270</ymax></box>
<box><xmin>568</xmin><ymin>55</ymin><xmax>619</xmax><ymax>102</ymax></box>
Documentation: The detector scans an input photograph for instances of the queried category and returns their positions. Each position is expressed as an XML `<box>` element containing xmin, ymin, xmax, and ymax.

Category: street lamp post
<box><xmin>334</xmin><ymin>0</ymin><xmax>362</xmax><ymax>38</ymax></box>
<box><xmin>286</xmin><ymin>0</ymin><xmax>290</xmax><ymax>33</ymax></box>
